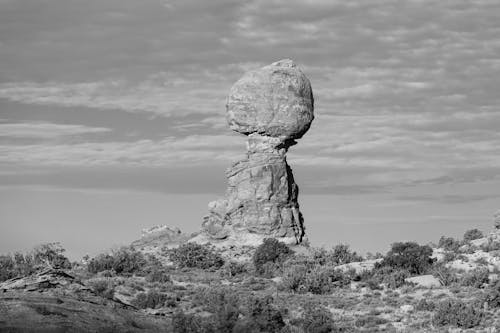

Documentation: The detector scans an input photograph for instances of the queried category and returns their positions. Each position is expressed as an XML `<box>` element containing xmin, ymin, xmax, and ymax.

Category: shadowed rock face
<box><xmin>0</xmin><ymin>269</ymin><xmax>170</xmax><ymax>332</ymax></box>
<box><xmin>203</xmin><ymin>60</ymin><xmax>314</xmax><ymax>244</ymax></box>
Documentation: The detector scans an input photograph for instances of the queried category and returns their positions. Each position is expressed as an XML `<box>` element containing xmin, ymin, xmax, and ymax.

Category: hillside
<box><xmin>1</xmin><ymin>223</ymin><xmax>500</xmax><ymax>332</ymax></box>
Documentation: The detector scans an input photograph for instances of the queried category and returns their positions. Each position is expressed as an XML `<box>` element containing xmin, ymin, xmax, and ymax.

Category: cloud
<box><xmin>0</xmin><ymin>122</ymin><xmax>111</xmax><ymax>139</ymax></box>
<box><xmin>0</xmin><ymin>0</ymin><xmax>499</xmax><ymax>196</ymax></box>
<box><xmin>0</xmin><ymin>134</ymin><xmax>243</xmax><ymax>167</ymax></box>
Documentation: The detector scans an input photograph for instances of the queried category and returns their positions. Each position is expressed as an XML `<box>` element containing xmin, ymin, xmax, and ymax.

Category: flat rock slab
<box><xmin>0</xmin><ymin>270</ymin><xmax>170</xmax><ymax>332</ymax></box>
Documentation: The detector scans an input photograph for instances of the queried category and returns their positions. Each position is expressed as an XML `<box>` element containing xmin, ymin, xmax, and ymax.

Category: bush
<box><xmin>306</xmin><ymin>267</ymin><xmax>350</xmax><ymax>294</ymax></box>
<box><xmin>301</xmin><ymin>301</ymin><xmax>337</xmax><ymax>333</ymax></box>
<box><xmin>169</xmin><ymin>243</ymin><xmax>224</xmax><ymax>270</ymax></box>
<box><xmin>192</xmin><ymin>286</ymin><xmax>240</xmax><ymax>314</ymax></box>
<box><xmin>432</xmin><ymin>299</ymin><xmax>484</xmax><ymax>328</ymax></box>
<box><xmin>172</xmin><ymin>311</ymin><xmax>216</xmax><ymax>333</ymax></box>
<box><xmin>282</xmin><ymin>265</ymin><xmax>350</xmax><ymax>294</ymax></box>
<box><xmin>87</xmin><ymin>278</ymin><xmax>115</xmax><ymax>299</ymax></box>
<box><xmin>430</xmin><ymin>264</ymin><xmax>458</xmax><ymax>286</ymax></box>
<box><xmin>415</xmin><ymin>299</ymin><xmax>436</xmax><ymax>311</ymax></box>
<box><xmin>463</xmin><ymin>229</ymin><xmax>484</xmax><ymax>242</ymax></box>
<box><xmin>377</xmin><ymin>242</ymin><xmax>434</xmax><ymax>275</ymax></box>
<box><xmin>253</xmin><ymin>238</ymin><xmax>293</xmax><ymax>276</ymax></box>
<box><xmin>145</xmin><ymin>268</ymin><xmax>171</xmax><ymax>283</ymax></box>
<box><xmin>31</xmin><ymin>242</ymin><xmax>71</xmax><ymax>269</ymax></box>
<box><xmin>242</xmin><ymin>295</ymin><xmax>285</xmax><ymax>332</ymax></box>
<box><xmin>438</xmin><ymin>236</ymin><xmax>461</xmax><ymax>252</ymax></box>
<box><xmin>329</xmin><ymin>244</ymin><xmax>363</xmax><ymax>265</ymax></box>
<box><xmin>282</xmin><ymin>264</ymin><xmax>308</xmax><ymax>293</ymax></box>
<box><xmin>459</xmin><ymin>267</ymin><xmax>489</xmax><ymax>288</ymax></box>
<box><xmin>383</xmin><ymin>269</ymin><xmax>410</xmax><ymax>289</ymax></box>
<box><xmin>192</xmin><ymin>286</ymin><xmax>240</xmax><ymax>332</ymax></box>
<box><xmin>132</xmin><ymin>289</ymin><xmax>171</xmax><ymax>309</ymax></box>
<box><xmin>220</xmin><ymin>261</ymin><xmax>248</xmax><ymax>278</ymax></box>
<box><xmin>482</xmin><ymin>281</ymin><xmax>500</xmax><ymax>308</ymax></box>
<box><xmin>0</xmin><ymin>243</ymin><xmax>71</xmax><ymax>281</ymax></box>
<box><xmin>87</xmin><ymin>247</ymin><xmax>146</xmax><ymax>275</ymax></box>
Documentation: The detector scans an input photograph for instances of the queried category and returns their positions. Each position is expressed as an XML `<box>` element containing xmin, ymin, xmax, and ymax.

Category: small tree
<box><xmin>438</xmin><ymin>236</ymin><xmax>461</xmax><ymax>251</ymax></box>
<box><xmin>169</xmin><ymin>243</ymin><xmax>224</xmax><ymax>270</ymax></box>
<box><xmin>329</xmin><ymin>244</ymin><xmax>363</xmax><ymax>265</ymax></box>
<box><xmin>463</xmin><ymin>229</ymin><xmax>484</xmax><ymax>242</ymax></box>
<box><xmin>31</xmin><ymin>242</ymin><xmax>71</xmax><ymax>269</ymax></box>
<box><xmin>378</xmin><ymin>242</ymin><xmax>434</xmax><ymax>275</ymax></box>
<box><xmin>253</xmin><ymin>238</ymin><xmax>293</xmax><ymax>275</ymax></box>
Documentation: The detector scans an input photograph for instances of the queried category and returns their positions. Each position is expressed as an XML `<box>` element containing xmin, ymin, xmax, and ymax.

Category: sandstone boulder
<box><xmin>227</xmin><ymin>59</ymin><xmax>314</xmax><ymax>140</ymax></box>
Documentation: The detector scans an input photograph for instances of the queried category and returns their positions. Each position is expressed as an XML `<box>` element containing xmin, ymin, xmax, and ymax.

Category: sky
<box><xmin>1</xmin><ymin>0</ymin><xmax>500</xmax><ymax>259</ymax></box>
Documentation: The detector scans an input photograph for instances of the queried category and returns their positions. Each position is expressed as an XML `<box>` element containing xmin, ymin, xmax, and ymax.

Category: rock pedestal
<box><xmin>202</xmin><ymin>59</ymin><xmax>314</xmax><ymax>244</ymax></box>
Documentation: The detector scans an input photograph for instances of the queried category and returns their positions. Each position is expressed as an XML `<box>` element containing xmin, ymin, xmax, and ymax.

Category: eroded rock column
<box><xmin>202</xmin><ymin>59</ymin><xmax>314</xmax><ymax>244</ymax></box>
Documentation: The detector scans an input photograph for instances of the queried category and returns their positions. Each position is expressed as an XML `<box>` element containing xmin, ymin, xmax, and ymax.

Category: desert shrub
<box><xmin>169</xmin><ymin>243</ymin><xmax>223</xmax><ymax>270</ymax></box>
<box><xmin>31</xmin><ymin>242</ymin><xmax>71</xmax><ymax>269</ymax></box>
<box><xmin>0</xmin><ymin>244</ymin><xmax>71</xmax><ymax>281</ymax></box>
<box><xmin>0</xmin><ymin>255</ymin><xmax>17</xmax><ymax>281</ymax></box>
<box><xmin>87</xmin><ymin>247</ymin><xmax>146</xmax><ymax>275</ymax></box>
<box><xmin>459</xmin><ymin>267</ymin><xmax>489</xmax><ymax>288</ymax></box>
<box><xmin>430</xmin><ymin>264</ymin><xmax>458</xmax><ymax>286</ymax></box>
<box><xmin>306</xmin><ymin>266</ymin><xmax>350</xmax><ymax>294</ymax></box>
<box><xmin>442</xmin><ymin>251</ymin><xmax>457</xmax><ymax>263</ymax></box>
<box><xmin>282</xmin><ymin>265</ymin><xmax>350</xmax><ymax>294</ymax></box>
<box><xmin>301</xmin><ymin>301</ymin><xmax>337</xmax><ymax>333</ymax></box>
<box><xmin>312</xmin><ymin>245</ymin><xmax>362</xmax><ymax>267</ymax></box>
<box><xmin>191</xmin><ymin>286</ymin><xmax>242</xmax><ymax>332</ymax></box>
<box><xmin>253</xmin><ymin>238</ymin><xmax>293</xmax><ymax>276</ymax></box>
<box><xmin>241</xmin><ymin>295</ymin><xmax>285</xmax><ymax>332</ymax></box>
<box><xmin>463</xmin><ymin>229</ymin><xmax>484</xmax><ymax>242</ymax></box>
<box><xmin>432</xmin><ymin>299</ymin><xmax>484</xmax><ymax>328</ymax></box>
<box><xmin>383</xmin><ymin>268</ymin><xmax>410</xmax><ymax>289</ymax></box>
<box><xmin>365</xmin><ymin>278</ymin><xmax>383</xmax><ymax>290</ymax></box>
<box><xmin>377</xmin><ymin>242</ymin><xmax>434</xmax><ymax>274</ymax></box>
<box><xmin>145</xmin><ymin>268</ymin><xmax>171</xmax><ymax>283</ymax></box>
<box><xmin>482</xmin><ymin>281</ymin><xmax>500</xmax><ymax>308</ymax></box>
<box><xmin>87</xmin><ymin>278</ymin><xmax>115</xmax><ymax>299</ymax></box>
<box><xmin>415</xmin><ymin>299</ymin><xmax>436</xmax><ymax>311</ymax></box>
<box><xmin>365</xmin><ymin>252</ymin><xmax>384</xmax><ymax>260</ymax></box>
<box><xmin>172</xmin><ymin>311</ymin><xmax>216</xmax><ymax>333</ymax></box>
<box><xmin>110</xmin><ymin>247</ymin><xmax>147</xmax><ymax>274</ymax></box>
<box><xmin>282</xmin><ymin>264</ymin><xmax>308</xmax><ymax>293</ymax></box>
<box><xmin>305</xmin><ymin>266</ymin><xmax>334</xmax><ymax>294</ymax></box>
<box><xmin>192</xmin><ymin>286</ymin><xmax>240</xmax><ymax>313</ymax></box>
<box><xmin>88</xmin><ymin>254</ymin><xmax>114</xmax><ymax>273</ymax></box>
<box><xmin>35</xmin><ymin>243</ymin><xmax>70</xmax><ymax>269</ymax></box>
<box><xmin>220</xmin><ymin>260</ymin><xmax>248</xmax><ymax>278</ymax></box>
<box><xmin>481</xmin><ymin>240</ymin><xmax>500</xmax><ymax>252</ymax></box>
<box><xmin>354</xmin><ymin>315</ymin><xmax>389</xmax><ymax>328</ymax></box>
<box><xmin>329</xmin><ymin>244</ymin><xmax>363</xmax><ymax>265</ymax></box>
<box><xmin>438</xmin><ymin>236</ymin><xmax>461</xmax><ymax>252</ymax></box>
<box><xmin>132</xmin><ymin>289</ymin><xmax>171</xmax><ymax>309</ymax></box>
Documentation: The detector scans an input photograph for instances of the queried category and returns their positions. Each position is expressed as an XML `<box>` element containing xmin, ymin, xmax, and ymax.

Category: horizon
<box><xmin>1</xmin><ymin>0</ymin><xmax>500</xmax><ymax>260</ymax></box>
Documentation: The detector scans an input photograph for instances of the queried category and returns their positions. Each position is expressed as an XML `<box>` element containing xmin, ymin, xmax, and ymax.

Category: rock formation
<box><xmin>202</xmin><ymin>59</ymin><xmax>314</xmax><ymax>244</ymax></box>
<box><xmin>0</xmin><ymin>269</ymin><xmax>169</xmax><ymax>331</ymax></box>
<box><xmin>495</xmin><ymin>210</ymin><xmax>500</xmax><ymax>230</ymax></box>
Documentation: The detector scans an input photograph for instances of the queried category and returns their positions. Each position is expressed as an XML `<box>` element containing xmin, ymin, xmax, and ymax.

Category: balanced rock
<box><xmin>227</xmin><ymin>59</ymin><xmax>314</xmax><ymax>139</ymax></box>
<box><xmin>202</xmin><ymin>60</ymin><xmax>314</xmax><ymax>244</ymax></box>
